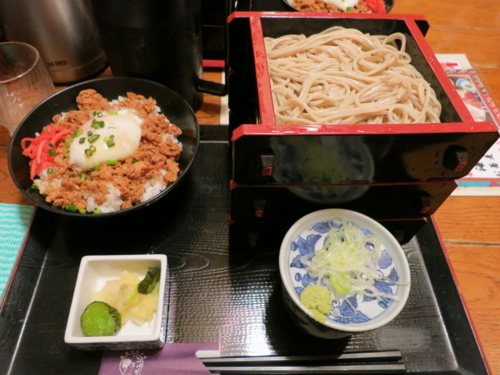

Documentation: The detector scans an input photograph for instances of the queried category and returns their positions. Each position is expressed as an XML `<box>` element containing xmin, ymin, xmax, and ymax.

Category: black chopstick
<box><xmin>206</xmin><ymin>363</ymin><xmax>407</xmax><ymax>374</ymax></box>
<box><xmin>199</xmin><ymin>350</ymin><xmax>402</xmax><ymax>365</ymax></box>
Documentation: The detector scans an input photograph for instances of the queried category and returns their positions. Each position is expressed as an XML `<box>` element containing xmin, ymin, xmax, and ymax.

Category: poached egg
<box><xmin>69</xmin><ymin>110</ymin><xmax>143</xmax><ymax>171</ymax></box>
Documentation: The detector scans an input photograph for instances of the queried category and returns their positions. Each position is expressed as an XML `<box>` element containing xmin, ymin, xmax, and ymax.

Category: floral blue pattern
<box><xmin>290</xmin><ymin>234</ymin><xmax>321</xmax><ymax>268</ymax></box>
<box><xmin>331</xmin><ymin>296</ymin><xmax>371</xmax><ymax>324</ymax></box>
<box><xmin>288</xmin><ymin>218</ymin><xmax>400</xmax><ymax>326</ymax></box>
<box><xmin>378</xmin><ymin>250</ymin><xmax>393</xmax><ymax>269</ymax></box>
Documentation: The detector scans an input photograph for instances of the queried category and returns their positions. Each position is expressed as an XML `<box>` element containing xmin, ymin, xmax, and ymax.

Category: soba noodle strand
<box><xmin>264</xmin><ymin>27</ymin><xmax>442</xmax><ymax>125</ymax></box>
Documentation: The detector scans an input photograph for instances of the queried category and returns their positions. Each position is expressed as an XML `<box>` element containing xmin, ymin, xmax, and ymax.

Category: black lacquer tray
<box><xmin>0</xmin><ymin>126</ymin><xmax>489</xmax><ymax>374</ymax></box>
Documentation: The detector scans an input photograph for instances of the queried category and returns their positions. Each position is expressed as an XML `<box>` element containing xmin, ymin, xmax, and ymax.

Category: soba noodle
<box><xmin>264</xmin><ymin>27</ymin><xmax>442</xmax><ymax>125</ymax></box>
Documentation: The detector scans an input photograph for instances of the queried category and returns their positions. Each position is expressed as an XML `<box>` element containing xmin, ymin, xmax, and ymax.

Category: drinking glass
<box><xmin>0</xmin><ymin>42</ymin><xmax>56</xmax><ymax>136</ymax></box>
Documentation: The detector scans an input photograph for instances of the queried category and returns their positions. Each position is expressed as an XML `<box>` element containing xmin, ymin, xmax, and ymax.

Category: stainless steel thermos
<box><xmin>89</xmin><ymin>0</ymin><xmax>226</xmax><ymax>111</ymax></box>
<box><xmin>0</xmin><ymin>0</ymin><xmax>107</xmax><ymax>83</ymax></box>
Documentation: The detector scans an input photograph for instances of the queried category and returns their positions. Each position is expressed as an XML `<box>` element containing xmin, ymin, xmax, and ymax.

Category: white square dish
<box><xmin>64</xmin><ymin>254</ymin><xmax>169</xmax><ymax>350</ymax></box>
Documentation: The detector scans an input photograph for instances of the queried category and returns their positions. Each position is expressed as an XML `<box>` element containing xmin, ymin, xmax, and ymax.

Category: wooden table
<box><xmin>1</xmin><ymin>0</ymin><xmax>499</xmax><ymax>373</ymax></box>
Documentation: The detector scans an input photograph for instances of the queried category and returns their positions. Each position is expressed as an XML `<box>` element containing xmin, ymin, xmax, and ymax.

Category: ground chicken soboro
<box><xmin>290</xmin><ymin>0</ymin><xmax>371</xmax><ymax>12</ymax></box>
<box><xmin>36</xmin><ymin>89</ymin><xmax>182</xmax><ymax>212</ymax></box>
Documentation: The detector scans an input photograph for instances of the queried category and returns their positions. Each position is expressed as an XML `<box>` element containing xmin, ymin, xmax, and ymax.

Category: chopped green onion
<box><xmin>108</xmin><ymin>127</ymin><xmax>116</xmax><ymax>129</ymax></box>
<box><xmin>79</xmin><ymin>137</ymin><xmax>86</xmax><ymax>144</ymax></box>
<box><xmin>132</xmin><ymin>158</ymin><xmax>137</xmax><ymax>164</ymax></box>
<box><xmin>66</xmin><ymin>204</ymin><xmax>77</xmax><ymax>212</ymax></box>
<box><xmin>85</xmin><ymin>149</ymin><xmax>93</xmax><ymax>156</ymax></box>
<box><xmin>64</xmin><ymin>138</ymin><xmax>71</xmax><ymax>148</ymax></box>
<box><xmin>49</xmin><ymin>148</ymin><xmax>57</xmax><ymax>156</ymax></box>
<box><xmin>88</xmin><ymin>134</ymin><xmax>100</xmax><ymax>143</ymax></box>
<box><xmin>71</xmin><ymin>130</ymin><xmax>79</xmax><ymax>139</ymax></box>
<box><xmin>89</xmin><ymin>162</ymin><xmax>101</xmax><ymax>172</ymax></box>
<box><xmin>106</xmin><ymin>160</ymin><xmax>118</xmax><ymax>166</ymax></box>
<box><xmin>81</xmin><ymin>173</ymin><xmax>88</xmax><ymax>181</ymax></box>
<box><xmin>110</xmin><ymin>135</ymin><xmax>115</xmax><ymax>139</ymax></box>
<box><xmin>91</xmin><ymin>119</ymin><xmax>105</xmax><ymax>129</ymax></box>
<box><xmin>103</xmin><ymin>136</ymin><xmax>109</xmax><ymax>142</ymax></box>
<box><xmin>48</xmin><ymin>142</ymin><xmax>53</xmax><ymax>147</ymax></box>
<box><xmin>346</xmin><ymin>6</ymin><xmax>352</xmax><ymax>11</ymax></box>
<box><xmin>79</xmin><ymin>209</ymin><xmax>87</xmax><ymax>214</ymax></box>
<box><xmin>69</xmin><ymin>174</ymin><xmax>75</xmax><ymax>177</ymax></box>
<box><xmin>47</xmin><ymin>168</ymin><xmax>54</xmax><ymax>174</ymax></box>
<box><xmin>106</xmin><ymin>140</ymin><xmax>115</xmax><ymax>148</ymax></box>
<box><xmin>93</xmin><ymin>111</ymin><xmax>103</xmax><ymax>117</ymax></box>
<box><xmin>89</xmin><ymin>145</ymin><xmax>96</xmax><ymax>152</ymax></box>
<box><xmin>31</xmin><ymin>184</ymin><xmax>38</xmax><ymax>190</ymax></box>
<box><xmin>88</xmin><ymin>131</ymin><xmax>93</xmax><ymax>136</ymax></box>
<box><xmin>93</xmin><ymin>209</ymin><xmax>102</xmax><ymax>214</ymax></box>
<box><xmin>65</xmin><ymin>152</ymin><xmax>70</xmax><ymax>158</ymax></box>
<box><xmin>107</xmin><ymin>111</ymin><xmax>118</xmax><ymax>115</ymax></box>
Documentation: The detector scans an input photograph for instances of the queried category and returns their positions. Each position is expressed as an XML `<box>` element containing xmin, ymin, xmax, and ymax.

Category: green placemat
<box><xmin>0</xmin><ymin>204</ymin><xmax>35</xmax><ymax>300</ymax></box>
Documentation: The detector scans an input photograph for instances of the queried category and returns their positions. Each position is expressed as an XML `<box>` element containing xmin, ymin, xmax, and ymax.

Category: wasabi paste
<box><xmin>300</xmin><ymin>284</ymin><xmax>333</xmax><ymax>323</ymax></box>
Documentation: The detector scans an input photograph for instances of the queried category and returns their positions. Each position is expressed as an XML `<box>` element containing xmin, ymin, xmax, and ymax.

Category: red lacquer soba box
<box><xmin>226</xmin><ymin>13</ymin><xmax>499</xmax><ymax>246</ymax></box>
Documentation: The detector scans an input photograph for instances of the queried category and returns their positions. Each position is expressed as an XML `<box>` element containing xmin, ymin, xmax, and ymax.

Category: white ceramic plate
<box><xmin>65</xmin><ymin>254</ymin><xmax>168</xmax><ymax>350</ymax></box>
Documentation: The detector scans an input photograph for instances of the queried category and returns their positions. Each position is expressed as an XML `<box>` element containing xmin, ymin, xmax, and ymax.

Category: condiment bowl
<box><xmin>8</xmin><ymin>77</ymin><xmax>199</xmax><ymax>217</ymax></box>
<box><xmin>279</xmin><ymin>208</ymin><xmax>410</xmax><ymax>339</ymax></box>
<box><xmin>64</xmin><ymin>254</ymin><xmax>169</xmax><ymax>350</ymax></box>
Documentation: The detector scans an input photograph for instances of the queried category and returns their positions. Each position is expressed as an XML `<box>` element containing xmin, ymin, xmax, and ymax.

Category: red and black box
<box><xmin>226</xmin><ymin>12</ymin><xmax>499</xmax><ymax>247</ymax></box>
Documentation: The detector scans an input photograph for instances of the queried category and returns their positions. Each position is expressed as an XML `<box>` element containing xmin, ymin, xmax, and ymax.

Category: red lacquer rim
<box><xmin>430</xmin><ymin>216</ymin><xmax>493</xmax><ymax>375</ymax></box>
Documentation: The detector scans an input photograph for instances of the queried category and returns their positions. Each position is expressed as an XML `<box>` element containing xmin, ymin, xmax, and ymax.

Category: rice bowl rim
<box><xmin>8</xmin><ymin>77</ymin><xmax>200</xmax><ymax>218</ymax></box>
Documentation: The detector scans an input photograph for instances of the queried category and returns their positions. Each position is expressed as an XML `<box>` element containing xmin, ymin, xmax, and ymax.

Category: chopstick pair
<box><xmin>198</xmin><ymin>350</ymin><xmax>406</xmax><ymax>374</ymax></box>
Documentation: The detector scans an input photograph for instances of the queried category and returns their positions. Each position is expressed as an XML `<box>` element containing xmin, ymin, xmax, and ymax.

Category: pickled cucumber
<box><xmin>80</xmin><ymin>301</ymin><xmax>122</xmax><ymax>336</ymax></box>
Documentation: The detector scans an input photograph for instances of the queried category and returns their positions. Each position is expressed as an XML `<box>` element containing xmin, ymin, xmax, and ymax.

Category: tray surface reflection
<box><xmin>0</xmin><ymin>127</ymin><xmax>488</xmax><ymax>374</ymax></box>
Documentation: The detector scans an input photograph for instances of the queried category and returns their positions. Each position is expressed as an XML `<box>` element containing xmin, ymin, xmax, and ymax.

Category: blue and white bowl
<box><xmin>279</xmin><ymin>209</ymin><xmax>411</xmax><ymax>339</ymax></box>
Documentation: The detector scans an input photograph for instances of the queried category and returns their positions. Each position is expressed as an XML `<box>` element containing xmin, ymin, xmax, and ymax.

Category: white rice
<box><xmin>85</xmin><ymin>183</ymin><xmax>124</xmax><ymax>213</ymax></box>
<box><xmin>33</xmin><ymin>97</ymin><xmax>180</xmax><ymax>213</ymax></box>
<box><xmin>34</xmin><ymin>170</ymin><xmax>62</xmax><ymax>194</ymax></box>
<box><xmin>140</xmin><ymin>170</ymin><xmax>168</xmax><ymax>203</ymax></box>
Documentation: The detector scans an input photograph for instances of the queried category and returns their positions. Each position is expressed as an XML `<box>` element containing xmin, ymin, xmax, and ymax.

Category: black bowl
<box><xmin>282</xmin><ymin>0</ymin><xmax>395</xmax><ymax>12</ymax></box>
<box><xmin>8</xmin><ymin>77</ymin><xmax>199</xmax><ymax>217</ymax></box>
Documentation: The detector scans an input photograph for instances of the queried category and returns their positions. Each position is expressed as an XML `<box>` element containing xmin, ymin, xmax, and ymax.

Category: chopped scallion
<box><xmin>79</xmin><ymin>209</ymin><xmax>87</xmax><ymax>214</ymax></box>
<box><xmin>79</xmin><ymin>137</ymin><xmax>85</xmax><ymax>144</ymax></box>
<box><xmin>64</xmin><ymin>138</ymin><xmax>71</xmax><ymax>148</ymax></box>
<box><xmin>85</xmin><ymin>149</ymin><xmax>93</xmax><ymax>156</ymax></box>
<box><xmin>81</xmin><ymin>173</ymin><xmax>88</xmax><ymax>181</ymax></box>
<box><xmin>65</xmin><ymin>152</ymin><xmax>70</xmax><ymax>158</ymax></box>
<box><xmin>106</xmin><ymin>140</ymin><xmax>115</xmax><ymax>147</ymax></box>
<box><xmin>88</xmin><ymin>131</ymin><xmax>93</xmax><ymax>136</ymax></box>
<box><xmin>132</xmin><ymin>158</ymin><xmax>137</xmax><ymax>164</ymax></box>
<box><xmin>89</xmin><ymin>162</ymin><xmax>101</xmax><ymax>172</ymax></box>
<box><xmin>47</xmin><ymin>168</ymin><xmax>54</xmax><ymax>174</ymax></box>
<box><xmin>107</xmin><ymin>111</ymin><xmax>118</xmax><ymax>115</ymax></box>
<box><xmin>49</xmin><ymin>148</ymin><xmax>56</xmax><ymax>156</ymax></box>
<box><xmin>93</xmin><ymin>209</ymin><xmax>102</xmax><ymax>214</ymax></box>
<box><xmin>48</xmin><ymin>142</ymin><xmax>53</xmax><ymax>147</ymax></box>
<box><xmin>106</xmin><ymin>160</ymin><xmax>118</xmax><ymax>166</ymax></box>
<box><xmin>69</xmin><ymin>174</ymin><xmax>75</xmax><ymax>177</ymax></box>
<box><xmin>88</xmin><ymin>134</ymin><xmax>100</xmax><ymax>143</ymax></box>
<box><xmin>93</xmin><ymin>111</ymin><xmax>103</xmax><ymax>117</ymax></box>
<box><xmin>31</xmin><ymin>184</ymin><xmax>38</xmax><ymax>190</ymax></box>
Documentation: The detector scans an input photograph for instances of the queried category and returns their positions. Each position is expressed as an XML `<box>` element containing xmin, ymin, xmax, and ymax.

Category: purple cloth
<box><xmin>99</xmin><ymin>343</ymin><xmax>219</xmax><ymax>375</ymax></box>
